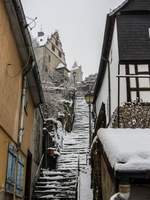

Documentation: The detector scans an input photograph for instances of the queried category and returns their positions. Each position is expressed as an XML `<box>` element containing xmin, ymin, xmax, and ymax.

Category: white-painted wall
<box><xmin>95</xmin><ymin>20</ymin><xmax>127</xmax><ymax>125</ymax></box>
<box><xmin>96</xmin><ymin>66</ymin><xmax>109</xmax><ymax>123</ymax></box>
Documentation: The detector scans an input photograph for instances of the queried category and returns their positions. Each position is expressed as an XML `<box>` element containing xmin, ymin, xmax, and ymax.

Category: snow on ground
<box><xmin>79</xmin><ymin>164</ymin><xmax>93</xmax><ymax>200</ymax></box>
<box><xmin>98</xmin><ymin>128</ymin><xmax>150</xmax><ymax>171</ymax></box>
<box><xmin>35</xmin><ymin>96</ymin><xmax>93</xmax><ymax>199</ymax></box>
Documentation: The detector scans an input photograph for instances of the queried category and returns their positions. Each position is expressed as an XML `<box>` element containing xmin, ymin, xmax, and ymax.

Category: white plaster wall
<box><xmin>95</xmin><ymin>20</ymin><xmax>127</xmax><ymax>124</ymax></box>
<box><xmin>109</xmin><ymin>20</ymin><xmax>119</xmax><ymax>117</ymax></box>
<box><xmin>109</xmin><ymin>21</ymin><xmax>127</xmax><ymax>117</ymax></box>
<box><xmin>120</xmin><ymin>65</ymin><xmax>127</xmax><ymax>104</ymax></box>
<box><xmin>96</xmin><ymin>66</ymin><xmax>109</xmax><ymax>123</ymax></box>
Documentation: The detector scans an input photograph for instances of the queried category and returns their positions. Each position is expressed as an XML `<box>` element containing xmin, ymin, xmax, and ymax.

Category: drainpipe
<box><xmin>13</xmin><ymin>75</ymin><xmax>27</xmax><ymax>200</ymax></box>
<box><xmin>18</xmin><ymin>76</ymin><xmax>27</xmax><ymax>145</ymax></box>
<box><xmin>14</xmin><ymin>57</ymin><xmax>34</xmax><ymax>199</ymax></box>
<box><xmin>102</xmin><ymin>57</ymin><xmax>111</xmax><ymax>125</ymax></box>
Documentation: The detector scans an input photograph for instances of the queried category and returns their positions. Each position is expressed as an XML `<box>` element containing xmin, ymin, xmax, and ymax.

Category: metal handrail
<box><xmin>32</xmin><ymin>154</ymin><xmax>44</xmax><ymax>190</ymax></box>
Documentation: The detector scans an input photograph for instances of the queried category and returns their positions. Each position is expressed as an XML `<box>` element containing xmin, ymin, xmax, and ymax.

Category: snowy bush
<box><xmin>112</xmin><ymin>99</ymin><xmax>150</xmax><ymax>128</ymax></box>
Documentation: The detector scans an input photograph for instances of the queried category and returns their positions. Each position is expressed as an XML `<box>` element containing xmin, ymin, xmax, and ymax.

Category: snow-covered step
<box><xmin>32</xmin><ymin>97</ymin><xmax>91</xmax><ymax>200</ymax></box>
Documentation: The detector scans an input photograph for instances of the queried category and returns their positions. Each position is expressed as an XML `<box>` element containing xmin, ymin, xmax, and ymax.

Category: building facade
<box><xmin>0</xmin><ymin>0</ymin><xmax>44</xmax><ymax>199</ymax></box>
<box><xmin>34</xmin><ymin>31</ymin><xmax>69</xmax><ymax>83</ymax></box>
<box><xmin>94</xmin><ymin>0</ymin><xmax>150</xmax><ymax>130</ymax></box>
<box><xmin>92</xmin><ymin>0</ymin><xmax>150</xmax><ymax>199</ymax></box>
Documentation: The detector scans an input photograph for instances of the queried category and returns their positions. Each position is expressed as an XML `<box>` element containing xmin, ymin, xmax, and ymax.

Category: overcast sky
<box><xmin>21</xmin><ymin>0</ymin><xmax>123</xmax><ymax>78</ymax></box>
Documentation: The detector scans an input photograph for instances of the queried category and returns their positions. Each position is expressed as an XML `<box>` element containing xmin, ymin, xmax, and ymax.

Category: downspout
<box><xmin>18</xmin><ymin>75</ymin><xmax>27</xmax><ymax>145</ymax></box>
<box><xmin>13</xmin><ymin>75</ymin><xmax>27</xmax><ymax>200</ymax></box>
<box><xmin>102</xmin><ymin>57</ymin><xmax>111</xmax><ymax>126</ymax></box>
<box><xmin>108</xmin><ymin>60</ymin><xmax>111</xmax><ymax>125</ymax></box>
<box><xmin>14</xmin><ymin>60</ymin><xmax>33</xmax><ymax>200</ymax></box>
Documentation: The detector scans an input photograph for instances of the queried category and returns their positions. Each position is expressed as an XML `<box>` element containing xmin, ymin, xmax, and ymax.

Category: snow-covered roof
<box><xmin>97</xmin><ymin>128</ymin><xmax>150</xmax><ymax>172</ymax></box>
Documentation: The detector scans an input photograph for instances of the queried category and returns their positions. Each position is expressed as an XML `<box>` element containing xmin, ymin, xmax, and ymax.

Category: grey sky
<box><xmin>21</xmin><ymin>0</ymin><xmax>123</xmax><ymax>78</ymax></box>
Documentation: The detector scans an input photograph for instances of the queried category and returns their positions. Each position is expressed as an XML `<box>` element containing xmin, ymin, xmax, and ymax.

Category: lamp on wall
<box><xmin>85</xmin><ymin>92</ymin><xmax>94</xmax><ymax>105</ymax></box>
<box><xmin>85</xmin><ymin>91</ymin><xmax>94</xmax><ymax>148</ymax></box>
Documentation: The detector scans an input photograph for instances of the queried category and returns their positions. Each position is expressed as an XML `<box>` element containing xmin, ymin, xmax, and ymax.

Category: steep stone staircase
<box><xmin>32</xmin><ymin>169</ymin><xmax>78</xmax><ymax>199</ymax></box>
<box><xmin>32</xmin><ymin>97</ymin><xmax>89</xmax><ymax>199</ymax></box>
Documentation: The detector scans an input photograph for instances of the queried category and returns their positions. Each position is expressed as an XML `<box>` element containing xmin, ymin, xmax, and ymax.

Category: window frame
<box><xmin>6</xmin><ymin>144</ymin><xmax>25</xmax><ymax>197</ymax></box>
<box><xmin>126</xmin><ymin>64</ymin><xmax>150</xmax><ymax>102</ymax></box>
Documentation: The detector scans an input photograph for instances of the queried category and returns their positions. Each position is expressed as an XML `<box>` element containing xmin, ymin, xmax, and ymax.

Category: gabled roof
<box><xmin>93</xmin><ymin>0</ymin><xmax>150</xmax><ymax>103</ymax></box>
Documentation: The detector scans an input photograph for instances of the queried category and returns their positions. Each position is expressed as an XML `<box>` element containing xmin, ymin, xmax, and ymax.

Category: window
<box><xmin>126</xmin><ymin>64</ymin><xmax>150</xmax><ymax>102</ymax></box>
<box><xmin>48</xmin><ymin>55</ymin><xmax>51</xmax><ymax>63</ymax></box>
<box><xmin>6</xmin><ymin>144</ymin><xmax>16</xmax><ymax>193</ymax></box>
<box><xmin>16</xmin><ymin>156</ymin><xmax>24</xmax><ymax>196</ymax></box>
<box><xmin>52</xmin><ymin>44</ymin><xmax>55</xmax><ymax>52</ymax></box>
<box><xmin>58</xmin><ymin>51</ymin><xmax>62</xmax><ymax>58</ymax></box>
<box><xmin>6</xmin><ymin>144</ymin><xmax>25</xmax><ymax>197</ymax></box>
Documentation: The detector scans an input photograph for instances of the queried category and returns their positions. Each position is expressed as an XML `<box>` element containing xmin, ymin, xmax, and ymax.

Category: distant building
<box><xmin>70</xmin><ymin>62</ymin><xmax>83</xmax><ymax>86</ymax></box>
<box><xmin>34</xmin><ymin>31</ymin><xmax>69</xmax><ymax>83</ymax></box>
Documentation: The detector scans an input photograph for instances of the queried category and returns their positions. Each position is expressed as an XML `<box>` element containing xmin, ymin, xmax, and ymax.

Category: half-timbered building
<box><xmin>92</xmin><ymin>1</ymin><xmax>150</xmax><ymax>199</ymax></box>
<box><xmin>94</xmin><ymin>0</ymin><xmax>150</xmax><ymax>130</ymax></box>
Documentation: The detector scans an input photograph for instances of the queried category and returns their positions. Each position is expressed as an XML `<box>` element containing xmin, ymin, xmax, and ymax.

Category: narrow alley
<box><xmin>33</xmin><ymin>96</ymin><xmax>93</xmax><ymax>199</ymax></box>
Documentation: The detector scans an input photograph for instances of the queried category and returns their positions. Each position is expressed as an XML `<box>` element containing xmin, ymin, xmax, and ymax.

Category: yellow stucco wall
<box><xmin>0</xmin><ymin>129</ymin><xmax>9</xmax><ymax>192</ymax></box>
<box><xmin>0</xmin><ymin>0</ymin><xmax>35</xmax><ymax>153</ymax></box>
<box><xmin>22</xmin><ymin>93</ymin><xmax>35</xmax><ymax>155</ymax></box>
<box><xmin>0</xmin><ymin>0</ymin><xmax>35</xmax><ymax>196</ymax></box>
<box><xmin>0</xmin><ymin>0</ymin><xmax>22</xmax><ymax>142</ymax></box>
